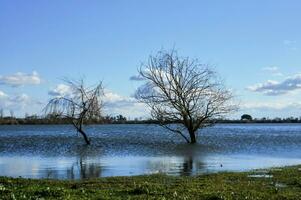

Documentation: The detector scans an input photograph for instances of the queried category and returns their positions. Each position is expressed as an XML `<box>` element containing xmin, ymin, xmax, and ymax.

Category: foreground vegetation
<box><xmin>1</xmin><ymin>165</ymin><xmax>301</xmax><ymax>199</ymax></box>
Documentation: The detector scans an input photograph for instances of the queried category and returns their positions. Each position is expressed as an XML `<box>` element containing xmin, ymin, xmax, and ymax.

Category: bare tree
<box><xmin>135</xmin><ymin>50</ymin><xmax>237</xmax><ymax>144</ymax></box>
<box><xmin>9</xmin><ymin>110</ymin><xmax>14</xmax><ymax>118</ymax></box>
<box><xmin>45</xmin><ymin>79</ymin><xmax>104</xmax><ymax>145</ymax></box>
<box><xmin>0</xmin><ymin>108</ymin><xmax>3</xmax><ymax>119</ymax></box>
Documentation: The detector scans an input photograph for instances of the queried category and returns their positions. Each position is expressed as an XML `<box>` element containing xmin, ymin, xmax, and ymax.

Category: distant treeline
<box><xmin>219</xmin><ymin>117</ymin><xmax>301</xmax><ymax>124</ymax></box>
<box><xmin>0</xmin><ymin>114</ymin><xmax>157</xmax><ymax>125</ymax></box>
<box><xmin>0</xmin><ymin>114</ymin><xmax>301</xmax><ymax>125</ymax></box>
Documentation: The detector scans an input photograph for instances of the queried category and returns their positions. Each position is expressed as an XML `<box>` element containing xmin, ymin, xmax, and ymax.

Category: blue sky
<box><xmin>1</xmin><ymin>0</ymin><xmax>301</xmax><ymax>119</ymax></box>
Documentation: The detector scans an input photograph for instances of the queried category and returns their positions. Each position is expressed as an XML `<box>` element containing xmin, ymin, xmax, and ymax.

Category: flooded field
<box><xmin>0</xmin><ymin>124</ymin><xmax>301</xmax><ymax>179</ymax></box>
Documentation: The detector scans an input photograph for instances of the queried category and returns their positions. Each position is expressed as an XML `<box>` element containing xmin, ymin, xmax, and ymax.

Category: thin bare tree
<box><xmin>0</xmin><ymin>108</ymin><xmax>3</xmax><ymax>119</ymax></box>
<box><xmin>45</xmin><ymin>79</ymin><xmax>104</xmax><ymax>145</ymax></box>
<box><xmin>135</xmin><ymin>50</ymin><xmax>237</xmax><ymax>144</ymax></box>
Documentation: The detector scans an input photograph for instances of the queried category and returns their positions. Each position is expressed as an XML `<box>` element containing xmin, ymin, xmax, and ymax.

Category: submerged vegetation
<box><xmin>1</xmin><ymin>165</ymin><xmax>301</xmax><ymax>199</ymax></box>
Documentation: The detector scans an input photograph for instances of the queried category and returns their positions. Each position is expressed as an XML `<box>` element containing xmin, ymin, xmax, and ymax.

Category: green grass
<box><xmin>1</xmin><ymin>165</ymin><xmax>301</xmax><ymax>199</ymax></box>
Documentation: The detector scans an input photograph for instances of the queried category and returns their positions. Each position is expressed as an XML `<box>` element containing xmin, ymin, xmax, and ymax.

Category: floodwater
<box><xmin>0</xmin><ymin>124</ymin><xmax>301</xmax><ymax>179</ymax></box>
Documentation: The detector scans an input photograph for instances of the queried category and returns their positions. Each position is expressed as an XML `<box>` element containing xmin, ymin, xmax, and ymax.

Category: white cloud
<box><xmin>0</xmin><ymin>92</ymin><xmax>42</xmax><ymax>115</ymax></box>
<box><xmin>247</xmin><ymin>74</ymin><xmax>301</xmax><ymax>95</ymax></box>
<box><xmin>48</xmin><ymin>84</ymin><xmax>72</xmax><ymax>97</ymax></box>
<box><xmin>262</xmin><ymin>66</ymin><xmax>279</xmax><ymax>72</ymax></box>
<box><xmin>103</xmin><ymin>90</ymin><xmax>148</xmax><ymax>118</ymax></box>
<box><xmin>10</xmin><ymin>94</ymin><xmax>31</xmax><ymax>108</ymax></box>
<box><xmin>129</xmin><ymin>68</ymin><xmax>175</xmax><ymax>82</ymax></box>
<box><xmin>129</xmin><ymin>75</ymin><xmax>145</xmax><ymax>81</ymax></box>
<box><xmin>0</xmin><ymin>71</ymin><xmax>41</xmax><ymax>87</ymax></box>
<box><xmin>103</xmin><ymin>89</ymin><xmax>130</xmax><ymax>103</ymax></box>
<box><xmin>0</xmin><ymin>90</ymin><xmax>8</xmax><ymax>98</ymax></box>
<box><xmin>239</xmin><ymin>101</ymin><xmax>301</xmax><ymax>118</ymax></box>
<box><xmin>272</xmin><ymin>72</ymin><xmax>284</xmax><ymax>77</ymax></box>
<box><xmin>261</xmin><ymin>66</ymin><xmax>283</xmax><ymax>76</ymax></box>
<box><xmin>241</xmin><ymin>101</ymin><xmax>301</xmax><ymax>110</ymax></box>
<box><xmin>47</xmin><ymin>85</ymin><xmax>148</xmax><ymax>118</ymax></box>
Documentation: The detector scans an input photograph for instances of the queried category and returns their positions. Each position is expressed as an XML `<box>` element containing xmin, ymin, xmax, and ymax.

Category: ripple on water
<box><xmin>0</xmin><ymin>124</ymin><xmax>301</xmax><ymax>179</ymax></box>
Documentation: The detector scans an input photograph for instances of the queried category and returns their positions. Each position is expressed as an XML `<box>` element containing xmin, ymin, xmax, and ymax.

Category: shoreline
<box><xmin>1</xmin><ymin>121</ymin><xmax>301</xmax><ymax>125</ymax></box>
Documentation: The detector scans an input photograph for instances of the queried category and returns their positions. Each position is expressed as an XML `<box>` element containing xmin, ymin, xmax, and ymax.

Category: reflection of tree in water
<box><xmin>41</xmin><ymin>143</ymin><xmax>209</xmax><ymax>179</ymax></box>
<box><xmin>68</xmin><ymin>145</ymin><xmax>103</xmax><ymax>179</ymax></box>
<box><xmin>76</xmin><ymin>156</ymin><xmax>102</xmax><ymax>179</ymax></box>
<box><xmin>145</xmin><ymin>144</ymin><xmax>207</xmax><ymax>176</ymax></box>
<box><xmin>177</xmin><ymin>144</ymin><xmax>207</xmax><ymax>176</ymax></box>
<box><xmin>145</xmin><ymin>156</ymin><xmax>205</xmax><ymax>176</ymax></box>
<box><xmin>44</xmin><ymin>168</ymin><xmax>60</xmax><ymax>179</ymax></box>
<box><xmin>180</xmin><ymin>156</ymin><xmax>194</xmax><ymax>176</ymax></box>
<box><xmin>42</xmin><ymin>145</ymin><xmax>103</xmax><ymax>179</ymax></box>
<box><xmin>64</xmin><ymin>158</ymin><xmax>102</xmax><ymax>179</ymax></box>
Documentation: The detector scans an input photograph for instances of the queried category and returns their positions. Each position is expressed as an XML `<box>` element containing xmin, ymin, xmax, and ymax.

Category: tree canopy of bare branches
<box><xmin>45</xmin><ymin>79</ymin><xmax>104</xmax><ymax>145</ymax></box>
<box><xmin>135</xmin><ymin>50</ymin><xmax>237</xmax><ymax>144</ymax></box>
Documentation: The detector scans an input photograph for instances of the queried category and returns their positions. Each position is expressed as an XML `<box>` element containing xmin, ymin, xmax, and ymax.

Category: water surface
<box><xmin>0</xmin><ymin>124</ymin><xmax>301</xmax><ymax>179</ymax></box>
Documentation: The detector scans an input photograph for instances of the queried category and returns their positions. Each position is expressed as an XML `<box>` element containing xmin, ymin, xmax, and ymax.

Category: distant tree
<box><xmin>116</xmin><ymin>115</ymin><xmax>127</xmax><ymax>122</ymax></box>
<box><xmin>9</xmin><ymin>110</ymin><xmax>14</xmax><ymax>118</ymax></box>
<box><xmin>8</xmin><ymin>110</ymin><xmax>17</xmax><ymax>124</ymax></box>
<box><xmin>135</xmin><ymin>50</ymin><xmax>237</xmax><ymax>144</ymax></box>
<box><xmin>241</xmin><ymin>114</ymin><xmax>252</xmax><ymax>121</ymax></box>
<box><xmin>0</xmin><ymin>108</ymin><xmax>3</xmax><ymax>119</ymax></box>
<box><xmin>261</xmin><ymin>117</ymin><xmax>267</xmax><ymax>121</ymax></box>
<box><xmin>45</xmin><ymin>79</ymin><xmax>104</xmax><ymax>145</ymax></box>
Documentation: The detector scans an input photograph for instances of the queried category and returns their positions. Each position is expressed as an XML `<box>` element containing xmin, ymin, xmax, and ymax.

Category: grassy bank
<box><xmin>1</xmin><ymin>166</ymin><xmax>301</xmax><ymax>199</ymax></box>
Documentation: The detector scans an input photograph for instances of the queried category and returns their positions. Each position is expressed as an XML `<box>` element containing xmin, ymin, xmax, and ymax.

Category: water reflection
<box><xmin>40</xmin><ymin>145</ymin><xmax>103</xmax><ymax>179</ymax></box>
<box><xmin>1</xmin><ymin>124</ymin><xmax>301</xmax><ymax>179</ymax></box>
<box><xmin>64</xmin><ymin>159</ymin><xmax>102</xmax><ymax>179</ymax></box>
<box><xmin>0</xmin><ymin>145</ymin><xmax>210</xmax><ymax>179</ymax></box>
<box><xmin>181</xmin><ymin>156</ymin><xmax>194</xmax><ymax>176</ymax></box>
<box><xmin>71</xmin><ymin>145</ymin><xmax>103</xmax><ymax>179</ymax></box>
<box><xmin>1</xmin><ymin>152</ymin><xmax>301</xmax><ymax>179</ymax></box>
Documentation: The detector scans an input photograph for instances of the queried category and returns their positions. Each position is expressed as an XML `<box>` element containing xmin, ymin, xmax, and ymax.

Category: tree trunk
<box><xmin>78</xmin><ymin>128</ymin><xmax>91</xmax><ymax>145</ymax></box>
<box><xmin>189</xmin><ymin>129</ymin><xmax>196</xmax><ymax>144</ymax></box>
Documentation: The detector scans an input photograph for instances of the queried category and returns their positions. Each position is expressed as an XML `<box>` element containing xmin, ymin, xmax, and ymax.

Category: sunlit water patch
<box><xmin>0</xmin><ymin>124</ymin><xmax>301</xmax><ymax>179</ymax></box>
